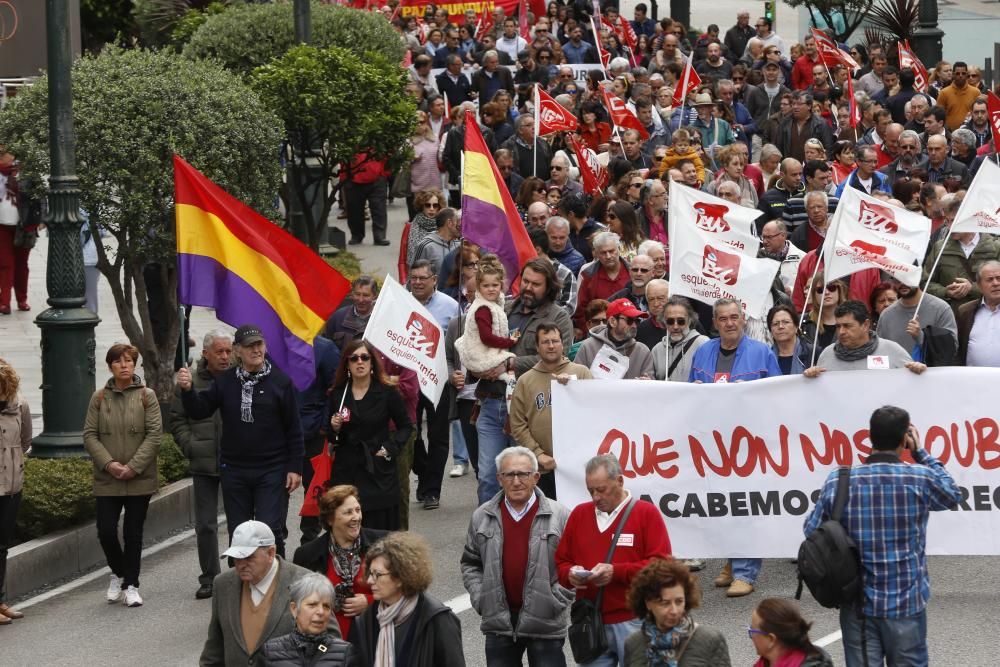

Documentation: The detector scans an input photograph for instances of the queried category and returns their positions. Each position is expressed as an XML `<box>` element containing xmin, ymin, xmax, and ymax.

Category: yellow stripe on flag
<box><xmin>462</xmin><ymin>152</ymin><xmax>506</xmax><ymax>210</ymax></box>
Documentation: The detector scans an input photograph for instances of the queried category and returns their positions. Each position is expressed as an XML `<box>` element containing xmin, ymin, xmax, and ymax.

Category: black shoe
<box><xmin>423</xmin><ymin>496</ymin><xmax>440</xmax><ymax>510</ymax></box>
<box><xmin>373</xmin><ymin>239</ymin><xmax>391</xmax><ymax>246</ymax></box>
<box><xmin>195</xmin><ymin>583</ymin><xmax>214</xmax><ymax>600</ymax></box>
<box><xmin>348</xmin><ymin>238</ymin><xmax>363</xmax><ymax>246</ymax></box>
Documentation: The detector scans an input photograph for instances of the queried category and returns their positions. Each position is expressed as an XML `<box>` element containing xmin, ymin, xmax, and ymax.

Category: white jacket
<box><xmin>454</xmin><ymin>295</ymin><xmax>515</xmax><ymax>373</ymax></box>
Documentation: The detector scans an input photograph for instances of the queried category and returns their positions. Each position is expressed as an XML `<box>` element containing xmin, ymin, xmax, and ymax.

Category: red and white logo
<box><xmin>850</xmin><ymin>239</ymin><xmax>888</xmax><ymax>257</ymax></box>
<box><xmin>859</xmin><ymin>201</ymin><xmax>899</xmax><ymax>234</ymax></box>
<box><xmin>536</xmin><ymin>86</ymin><xmax>578</xmax><ymax>134</ymax></box>
<box><xmin>702</xmin><ymin>245</ymin><xmax>741</xmax><ymax>285</ymax></box>
<box><xmin>693</xmin><ymin>202</ymin><xmax>732</xmax><ymax>233</ymax></box>
<box><xmin>405</xmin><ymin>312</ymin><xmax>440</xmax><ymax>358</ymax></box>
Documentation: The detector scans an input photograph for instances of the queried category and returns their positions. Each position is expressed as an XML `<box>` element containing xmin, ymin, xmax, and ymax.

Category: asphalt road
<box><xmin>5</xmin><ymin>201</ymin><xmax>1000</xmax><ymax>665</ymax></box>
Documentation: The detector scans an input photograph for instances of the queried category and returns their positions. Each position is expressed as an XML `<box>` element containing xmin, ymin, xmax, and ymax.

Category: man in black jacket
<box><xmin>178</xmin><ymin>325</ymin><xmax>304</xmax><ymax>558</ymax></box>
<box><xmin>775</xmin><ymin>90</ymin><xmax>834</xmax><ymax>163</ymax></box>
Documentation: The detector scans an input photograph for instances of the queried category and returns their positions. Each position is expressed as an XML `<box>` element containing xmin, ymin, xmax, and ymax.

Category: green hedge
<box><xmin>15</xmin><ymin>433</ymin><xmax>191</xmax><ymax>542</ymax></box>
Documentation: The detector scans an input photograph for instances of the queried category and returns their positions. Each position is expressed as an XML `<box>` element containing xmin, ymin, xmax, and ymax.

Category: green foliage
<box><xmin>0</xmin><ymin>47</ymin><xmax>283</xmax><ymax>401</ymax></box>
<box><xmin>80</xmin><ymin>0</ymin><xmax>139</xmax><ymax>51</ymax></box>
<box><xmin>252</xmin><ymin>44</ymin><xmax>415</xmax><ymax>248</ymax></box>
<box><xmin>183</xmin><ymin>2</ymin><xmax>404</xmax><ymax>76</ymax></box>
<box><xmin>157</xmin><ymin>433</ymin><xmax>190</xmax><ymax>484</ymax></box>
<box><xmin>781</xmin><ymin>0</ymin><xmax>872</xmax><ymax>42</ymax></box>
<box><xmin>17</xmin><ymin>458</ymin><xmax>96</xmax><ymax>541</ymax></box>
<box><xmin>325</xmin><ymin>250</ymin><xmax>363</xmax><ymax>283</ymax></box>
<box><xmin>170</xmin><ymin>2</ymin><xmax>231</xmax><ymax>50</ymax></box>
<box><xmin>868</xmin><ymin>0</ymin><xmax>919</xmax><ymax>44</ymax></box>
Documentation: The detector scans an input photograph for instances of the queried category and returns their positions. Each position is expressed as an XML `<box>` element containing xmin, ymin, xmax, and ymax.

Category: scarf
<box><xmin>753</xmin><ymin>648</ymin><xmax>810</xmax><ymax>667</ymax></box>
<box><xmin>374</xmin><ymin>595</ymin><xmax>419</xmax><ymax>667</ymax></box>
<box><xmin>329</xmin><ymin>534</ymin><xmax>362</xmax><ymax>608</ymax></box>
<box><xmin>643</xmin><ymin>615</ymin><xmax>696</xmax><ymax>667</ymax></box>
<box><xmin>235</xmin><ymin>360</ymin><xmax>271</xmax><ymax>423</ymax></box>
<box><xmin>834</xmin><ymin>333</ymin><xmax>879</xmax><ymax>362</ymax></box>
<box><xmin>407</xmin><ymin>213</ymin><xmax>439</xmax><ymax>267</ymax></box>
<box><xmin>760</xmin><ymin>240</ymin><xmax>790</xmax><ymax>262</ymax></box>
<box><xmin>290</xmin><ymin>628</ymin><xmax>336</xmax><ymax>660</ymax></box>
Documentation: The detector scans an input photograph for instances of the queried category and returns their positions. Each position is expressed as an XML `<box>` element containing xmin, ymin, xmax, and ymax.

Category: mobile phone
<box><xmin>575</xmin><ymin>569</ymin><xmax>593</xmax><ymax>578</ymax></box>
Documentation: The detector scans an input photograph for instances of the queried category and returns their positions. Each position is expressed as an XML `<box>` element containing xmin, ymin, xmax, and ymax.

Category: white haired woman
<box><xmin>263</xmin><ymin>573</ymin><xmax>359</xmax><ymax>666</ymax></box>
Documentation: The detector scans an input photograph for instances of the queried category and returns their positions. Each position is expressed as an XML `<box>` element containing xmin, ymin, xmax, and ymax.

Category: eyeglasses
<box><xmin>409</xmin><ymin>274</ymin><xmax>433</xmax><ymax>282</ymax></box>
<box><xmin>770</xmin><ymin>319</ymin><xmax>794</xmax><ymax>328</ymax></box>
<box><xmin>664</xmin><ymin>317</ymin><xmax>687</xmax><ymax>326</ymax></box>
<box><xmin>367</xmin><ymin>569</ymin><xmax>392</xmax><ymax>581</ymax></box>
<box><xmin>588</xmin><ymin>317</ymin><xmax>608</xmax><ymax>325</ymax></box>
<box><xmin>631</xmin><ymin>267</ymin><xmax>651</xmax><ymax>273</ymax></box>
<box><xmin>348</xmin><ymin>353</ymin><xmax>371</xmax><ymax>362</ymax></box>
<box><xmin>499</xmin><ymin>470</ymin><xmax>534</xmax><ymax>480</ymax></box>
<box><xmin>732</xmin><ymin>76</ymin><xmax>744</xmax><ymax>82</ymax></box>
<box><xmin>761</xmin><ymin>232</ymin><xmax>784</xmax><ymax>241</ymax></box>
<box><xmin>747</xmin><ymin>626</ymin><xmax>770</xmax><ymax>639</ymax></box>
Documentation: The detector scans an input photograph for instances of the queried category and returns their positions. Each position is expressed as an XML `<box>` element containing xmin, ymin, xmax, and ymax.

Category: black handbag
<box><xmin>568</xmin><ymin>498</ymin><xmax>638</xmax><ymax>664</ymax></box>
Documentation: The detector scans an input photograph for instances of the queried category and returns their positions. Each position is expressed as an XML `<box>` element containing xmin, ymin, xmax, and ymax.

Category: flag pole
<box><xmin>798</xmin><ymin>255</ymin><xmax>824</xmax><ymax>330</ymax></box>
<box><xmin>914</xmin><ymin>219</ymin><xmax>954</xmax><ymax>316</ymax></box>
<box><xmin>809</xmin><ymin>282</ymin><xmax>826</xmax><ymax>367</ymax></box>
<box><xmin>178</xmin><ymin>305</ymin><xmax>188</xmax><ymax>366</ymax></box>
<box><xmin>678</xmin><ymin>57</ymin><xmax>692</xmax><ymax>129</ymax></box>
<box><xmin>533</xmin><ymin>84</ymin><xmax>539</xmax><ymax>179</ymax></box>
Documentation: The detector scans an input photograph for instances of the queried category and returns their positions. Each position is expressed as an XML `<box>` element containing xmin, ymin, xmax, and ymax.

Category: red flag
<box><xmin>443</xmin><ymin>93</ymin><xmax>451</xmax><ymax>120</ymax></box>
<box><xmin>810</xmin><ymin>28</ymin><xmax>858</xmax><ymax>69</ymax></box>
<box><xmin>590</xmin><ymin>16</ymin><xmax>612</xmax><ymax>70</ymax></box>
<box><xmin>567</xmin><ymin>134</ymin><xmax>609</xmax><ymax>195</ymax></box>
<box><xmin>619</xmin><ymin>17</ymin><xmax>638</xmax><ymax>53</ymax></box>
<box><xmin>536</xmin><ymin>85</ymin><xmax>578</xmax><ymax>134</ymax></box>
<box><xmin>987</xmin><ymin>91</ymin><xmax>1000</xmax><ymax>149</ymax></box>
<box><xmin>898</xmin><ymin>40</ymin><xmax>929</xmax><ymax>94</ymax></box>
<box><xmin>602</xmin><ymin>87</ymin><xmax>649</xmax><ymax>139</ymax></box>
<box><xmin>475</xmin><ymin>13</ymin><xmax>494</xmax><ymax>42</ymax></box>
<box><xmin>518</xmin><ymin>0</ymin><xmax>530</xmax><ymax>41</ymax></box>
<box><xmin>414</xmin><ymin>17</ymin><xmax>427</xmax><ymax>45</ymax></box>
<box><xmin>846</xmin><ymin>75</ymin><xmax>860</xmax><ymax>129</ymax></box>
<box><xmin>671</xmin><ymin>56</ymin><xmax>702</xmax><ymax>107</ymax></box>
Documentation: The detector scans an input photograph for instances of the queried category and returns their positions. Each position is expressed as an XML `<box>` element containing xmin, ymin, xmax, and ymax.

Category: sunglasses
<box><xmin>348</xmin><ymin>353</ymin><xmax>371</xmax><ymax>362</ymax></box>
<box><xmin>424</xmin><ymin>202</ymin><xmax>440</xmax><ymax>209</ymax></box>
<box><xmin>589</xmin><ymin>317</ymin><xmax>608</xmax><ymax>325</ymax></box>
<box><xmin>816</xmin><ymin>283</ymin><xmax>839</xmax><ymax>293</ymax></box>
<box><xmin>551</xmin><ymin>165</ymin><xmax>564</xmax><ymax>171</ymax></box>
<box><xmin>616</xmin><ymin>315</ymin><xmax>639</xmax><ymax>325</ymax></box>
<box><xmin>631</xmin><ymin>267</ymin><xmax>651</xmax><ymax>273</ymax></box>
<box><xmin>665</xmin><ymin>317</ymin><xmax>687</xmax><ymax>326</ymax></box>
<box><xmin>629</xmin><ymin>182</ymin><xmax>643</xmax><ymax>189</ymax></box>
<box><xmin>607</xmin><ymin>212</ymin><xmax>618</xmax><ymax>219</ymax></box>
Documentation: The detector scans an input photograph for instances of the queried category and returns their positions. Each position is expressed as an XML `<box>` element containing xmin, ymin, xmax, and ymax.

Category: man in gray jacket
<box><xmin>171</xmin><ymin>329</ymin><xmax>231</xmax><ymax>600</ymax></box>
<box><xmin>651</xmin><ymin>297</ymin><xmax>709</xmax><ymax>381</ymax></box>
<box><xmin>412</xmin><ymin>207</ymin><xmax>461</xmax><ymax>276</ymax></box>
<box><xmin>574</xmin><ymin>299</ymin><xmax>655</xmax><ymax>379</ymax></box>
<box><xmin>461</xmin><ymin>446</ymin><xmax>574</xmax><ymax>666</ymax></box>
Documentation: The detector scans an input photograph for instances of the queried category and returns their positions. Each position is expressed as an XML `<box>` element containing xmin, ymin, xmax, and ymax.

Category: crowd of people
<box><xmin>0</xmin><ymin>2</ymin><xmax>993</xmax><ymax>666</ymax></box>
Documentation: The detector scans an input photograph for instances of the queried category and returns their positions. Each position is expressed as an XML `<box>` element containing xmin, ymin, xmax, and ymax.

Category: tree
<box><xmin>252</xmin><ymin>44</ymin><xmax>416</xmax><ymax>250</ymax></box>
<box><xmin>781</xmin><ymin>0</ymin><xmax>872</xmax><ymax>43</ymax></box>
<box><xmin>182</xmin><ymin>1</ymin><xmax>404</xmax><ymax>76</ymax></box>
<box><xmin>0</xmin><ymin>47</ymin><xmax>283</xmax><ymax>401</ymax></box>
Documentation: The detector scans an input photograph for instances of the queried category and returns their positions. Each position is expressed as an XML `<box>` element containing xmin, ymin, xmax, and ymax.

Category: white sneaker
<box><xmin>123</xmin><ymin>585</ymin><xmax>143</xmax><ymax>607</ymax></box>
<box><xmin>449</xmin><ymin>463</ymin><xmax>469</xmax><ymax>478</ymax></box>
<box><xmin>106</xmin><ymin>574</ymin><xmax>123</xmax><ymax>603</ymax></box>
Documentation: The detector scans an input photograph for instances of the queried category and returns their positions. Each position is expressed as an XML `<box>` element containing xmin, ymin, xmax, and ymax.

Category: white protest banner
<box><xmin>669</xmin><ymin>181</ymin><xmax>760</xmax><ymax>256</ymax></box>
<box><xmin>363</xmin><ymin>275</ymin><xmax>448</xmax><ymax>404</ymax></box>
<box><xmin>823</xmin><ymin>186</ymin><xmax>931</xmax><ymax>287</ymax></box>
<box><xmin>552</xmin><ymin>368</ymin><xmax>1000</xmax><ymax>557</ymax></box>
<box><xmin>950</xmin><ymin>158</ymin><xmax>1000</xmax><ymax>234</ymax></box>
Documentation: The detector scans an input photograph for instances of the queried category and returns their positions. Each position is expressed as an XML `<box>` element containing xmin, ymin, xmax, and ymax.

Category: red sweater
<box><xmin>555</xmin><ymin>499</ymin><xmax>671</xmax><ymax>624</ymax></box>
<box><xmin>791</xmin><ymin>55</ymin><xmax>821</xmax><ymax>90</ymax></box>
<box><xmin>475</xmin><ymin>306</ymin><xmax>517</xmax><ymax>349</ymax></box>
<box><xmin>501</xmin><ymin>500</ymin><xmax>539</xmax><ymax>612</ymax></box>
<box><xmin>326</xmin><ymin>555</ymin><xmax>375</xmax><ymax>640</ymax></box>
<box><xmin>574</xmin><ymin>260</ymin><xmax>631</xmax><ymax>332</ymax></box>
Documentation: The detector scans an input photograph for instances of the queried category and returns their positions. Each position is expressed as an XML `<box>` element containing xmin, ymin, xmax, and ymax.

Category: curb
<box><xmin>7</xmin><ymin>478</ymin><xmax>198</xmax><ymax>600</ymax></box>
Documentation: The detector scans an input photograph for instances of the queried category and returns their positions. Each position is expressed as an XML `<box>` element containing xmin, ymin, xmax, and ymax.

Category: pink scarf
<box><xmin>753</xmin><ymin>649</ymin><xmax>808</xmax><ymax>667</ymax></box>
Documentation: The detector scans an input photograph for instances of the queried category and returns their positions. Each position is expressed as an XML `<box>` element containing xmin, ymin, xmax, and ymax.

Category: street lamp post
<box><xmin>911</xmin><ymin>0</ymin><xmax>944</xmax><ymax>69</ymax></box>
<box><xmin>30</xmin><ymin>0</ymin><xmax>100</xmax><ymax>458</ymax></box>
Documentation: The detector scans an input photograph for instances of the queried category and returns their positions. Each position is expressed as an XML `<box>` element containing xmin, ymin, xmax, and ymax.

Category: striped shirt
<box><xmin>803</xmin><ymin>449</ymin><xmax>962</xmax><ymax>618</ymax></box>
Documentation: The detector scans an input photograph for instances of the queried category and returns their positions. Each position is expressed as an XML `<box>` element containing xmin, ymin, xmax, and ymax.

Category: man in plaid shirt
<box><xmin>804</xmin><ymin>405</ymin><xmax>962</xmax><ymax>667</ymax></box>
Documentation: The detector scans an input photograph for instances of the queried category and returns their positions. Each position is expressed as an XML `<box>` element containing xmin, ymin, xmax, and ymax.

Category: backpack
<box><xmin>796</xmin><ymin>467</ymin><xmax>862</xmax><ymax>608</ymax></box>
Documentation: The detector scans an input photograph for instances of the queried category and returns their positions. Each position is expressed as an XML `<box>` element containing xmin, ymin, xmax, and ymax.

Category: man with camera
<box><xmin>804</xmin><ymin>406</ymin><xmax>962</xmax><ymax>666</ymax></box>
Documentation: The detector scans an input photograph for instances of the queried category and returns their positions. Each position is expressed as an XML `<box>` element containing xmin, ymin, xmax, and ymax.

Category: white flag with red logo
<box><xmin>822</xmin><ymin>187</ymin><xmax>931</xmax><ymax>287</ymax></box>
<box><xmin>950</xmin><ymin>158</ymin><xmax>1000</xmax><ymax>235</ymax></box>
<box><xmin>601</xmin><ymin>87</ymin><xmax>649</xmax><ymax>139</ymax></box>
<box><xmin>671</xmin><ymin>55</ymin><xmax>702</xmax><ymax>107</ymax></box>
<box><xmin>566</xmin><ymin>133</ymin><xmax>609</xmax><ymax>195</ymax></box>
<box><xmin>668</xmin><ymin>182</ymin><xmax>777</xmax><ymax>316</ymax></box>
<box><xmin>811</xmin><ymin>28</ymin><xmax>858</xmax><ymax>70</ymax></box>
<box><xmin>898</xmin><ymin>40</ymin><xmax>929</xmax><ymax>93</ymax></box>
<box><xmin>987</xmin><ymin>91</ymin><xmax>1000</xmax><ymax>149</ymax></box>
<box><xmin>535</xmin><ymin>85</ymin><xmax>578</xmax><ymax>134</ymax></box>
<box><xmin>363</xmin><ymin>275</ymin><xmax>448</xmax><ymax>404</ymax></box>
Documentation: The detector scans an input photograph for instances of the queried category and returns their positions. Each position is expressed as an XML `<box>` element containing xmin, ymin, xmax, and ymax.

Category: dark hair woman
<box><xmin>624</xmin><ymin>558</ymin><xmax>732</xmax><ymax>666</ymax></box>
<box><xmin>767</xmin><ymin>304</ymin><xmax>813</xmax><ymax>375</ymax></box>
<box><xmin>0</xmin><ymin>359</ymin><xmax>30</xmax><ymax>624</ymax></box>
<box><xmin>83</xmin><ymin>343</ymin><xmax>161</xmax><ymax>608</ymax></box>
<box><xmin>293</xmin><ymin>485</ymin><xmax>388</xmax><ymax>641</ymax></box>
<box><xmin>607</xmin><ymin>199</ymin><xmax>646</xmax><ymax>261</ymax></box>
<box><xmin>515</xmin><ymin>176</ymin><xmax>547</xmax><ymax>222</ymax></box>
<box><xmin>327</xmin><ymin>341</ymin><xmax>413</xmax><ymax>531</ymax></box>
<box><xmin>749</xmin><ymin>598</ymin><xmax>833</xmax><ymax>666</ymax></box>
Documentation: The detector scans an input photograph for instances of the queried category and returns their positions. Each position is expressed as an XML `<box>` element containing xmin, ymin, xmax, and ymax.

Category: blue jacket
<box><xmin>295</xmin><ymin>335</ymin><xmax>341</xmax><ymax>437</ymax></box>
<box><xmin>834</xmin><ymin>169</ymin><xmax>892</xmax><ymax>198</ymax></box>
<box><xmin>771</xmin><ymin>337</ymin><xmax>814</xmax><ymax>375</ymax></box>
<box><xmin>688</xmin><ymin>335</ymin><xmax>782</xmax><ymax>383</ymax></box>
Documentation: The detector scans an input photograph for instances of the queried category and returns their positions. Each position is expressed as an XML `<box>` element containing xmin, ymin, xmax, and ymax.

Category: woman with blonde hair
<box><xmin>0</xmin><ymin>360</ymin><xmax>30</xmax><ymax>624</ymax></box>
<box><xmin>405</xmin><ymin>111</ymin><xmax>444</xmax><ymax>218</ymax></box>
<box><xmin>706</xmin><ymin>145</ymin><xmax>759</xmax><ymax>207</ymax></box>
<box><xmin>801</xmin><ymin>277</ymin><xmax>848</xmax><ymax>355</ymax></box>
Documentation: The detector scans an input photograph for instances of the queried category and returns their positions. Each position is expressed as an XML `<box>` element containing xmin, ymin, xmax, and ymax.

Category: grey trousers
<box><xmin>192</xmin><ymin>474</ymin><xmax>221</xmax><ymax>585</ymax></box>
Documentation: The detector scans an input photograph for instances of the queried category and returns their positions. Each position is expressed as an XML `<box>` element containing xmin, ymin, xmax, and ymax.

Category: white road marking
<box><xmin>444</xmin><ymin>592</ymin><xmax>472</xmax><ymax>614</ymax></box>
<box><xmin>815</xmin><ymin>629</ymin><xmax>843</xmax><ymax>647</ymax></box>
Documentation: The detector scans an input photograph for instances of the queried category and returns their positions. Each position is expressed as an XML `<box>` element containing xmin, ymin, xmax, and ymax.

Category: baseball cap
<box><xmin>606</xmin><ymin>298</ymin><xmax>648</xmax><ymax>320</ymax></box>
<box><xmin>517</xmin><ymin>50</ymin><xmax>531</xmax><ymax>63</ymax></box>
<box><xmin>222</xmin><ymin>520</ymin><xmax>276</xmax><ymax>559</ymax></box>
<box><xmin>763</xmin><ymin>61</ymin><xmax>780</xmax><ymax>69</ymax></box>
<box><xmin>234</xmin><ymin>324</ymin><xmax>264</xmax><ymax>346</ymax></box>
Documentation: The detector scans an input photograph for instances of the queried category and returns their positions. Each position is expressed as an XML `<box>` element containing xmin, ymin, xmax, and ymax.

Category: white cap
<box><xmin>221</xmin><ymin>520</ymin><xmax>275</xmax><ymax>559</ymax></box>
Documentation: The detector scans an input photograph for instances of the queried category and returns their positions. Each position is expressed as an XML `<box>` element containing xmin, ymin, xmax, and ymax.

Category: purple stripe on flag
<box><xmin>178</xmin><ymin>253</ymin><xmax>316</xmax><ymax>389</ymax></box>
<box><xmin>461</xmin><ymin>196</ymin><xmax>522</xmax><ymax>284</ymax></box>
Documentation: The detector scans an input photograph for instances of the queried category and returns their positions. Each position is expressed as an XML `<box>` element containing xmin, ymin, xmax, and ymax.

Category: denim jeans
<box><xmin>579</xmin><ymin>618</ymin><xmax>642</xmax><ymax>667</ymax></box>
<box><xmin>484</xmin><ymin>634</ymin><xmax>566</xmax><ymax>667</ymax></box>
<box><xmin>840</xmin><ymin>606</ymin><xmax>928</xmax><ymax>667</ymax></box>
<box><xmin>732</xmin><ymin>558</ymin><xmax>762</xmax><ymax>584</ymax></box>
<box><xmin>451</xmin><ymin>420</ymin><xmax>469</xmax><ymax>466</ymax></box>
<box><xmin>96</xmin><ymin>495</ymin><xmax>152</xmax><ymax>588</ymax></box>
<box><xmin>476</xmin><ymin>397</ymin><xmax>514</xmax><ymax>504</ymax></box>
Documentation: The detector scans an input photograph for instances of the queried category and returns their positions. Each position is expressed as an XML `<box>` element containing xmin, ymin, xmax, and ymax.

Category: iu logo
<box><xmin>702</xmin><ymin>245</ymin><xmax>741</xmax><ymax>285</ymax></box>
<box><xmin>693</xmin><ymin>202</ymin><xmax>731</xmax><ymax>233</ymax></box>
<box><xmin>405</xmin><ymin>312</ymin><xmax>440</xmax><ymax>358</ymax></box>
<box><xmin>859</xmin><ymin>201</ymin><xmax>899</xmax><ymax>233</ymax></box>
<box><xmin>850</xmin><ymin>239</ymin><xmax>888</xmax><ymax>257</ymax></box>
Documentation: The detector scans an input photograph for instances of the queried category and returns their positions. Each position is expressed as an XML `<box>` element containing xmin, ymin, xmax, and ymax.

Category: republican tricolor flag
<box><xmin>174</xmin><ymin>156</ymin><xmax>350</xmax><ymax>389</ymax></box>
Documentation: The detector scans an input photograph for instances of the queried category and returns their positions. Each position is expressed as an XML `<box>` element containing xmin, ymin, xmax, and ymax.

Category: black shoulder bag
<box><xmin>568</xmin><ymin>498</ymin><xmax>638</xmax><ymax>664</ymax></box>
